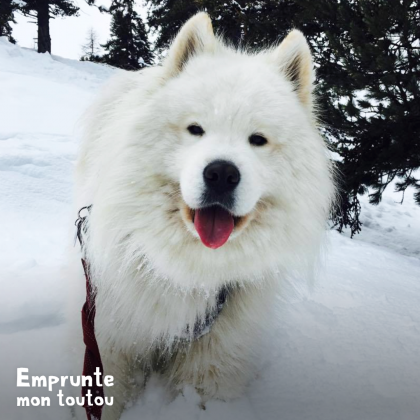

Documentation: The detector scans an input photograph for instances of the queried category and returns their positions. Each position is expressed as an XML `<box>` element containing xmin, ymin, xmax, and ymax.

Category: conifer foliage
<box><xmin>147</xmin><ymin>0</ymin><xmax>255</xmax><ymax>54</ymax></box>
<box><xmin>0</xmin><ymin>0</ymin><xmax>17</xmax><ymax>43</ymax></box>
<box><xmin>146</xmin><ymin>1</ymin><xmax>297</xmax><ymax>53</ymax></box>
<box><xmin>312</xmin><ymin>0</ymin><xmax>420</xmax><ymax>236</ymax></box>
<box><xmin>102</xmin><ymin>0</ymin><xmax>153</xmax><ymax>70</ymax></box>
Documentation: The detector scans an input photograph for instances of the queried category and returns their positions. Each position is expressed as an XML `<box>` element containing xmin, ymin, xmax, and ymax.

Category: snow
<box><xmin>347</xmin><ymin>189</ymin><xmax>420</xmax><ymax>259</ymax></box>
<box><xmin>1</xmin><ymin>37</ymin><xmax>420</xmax><ymax>420</ymax></box>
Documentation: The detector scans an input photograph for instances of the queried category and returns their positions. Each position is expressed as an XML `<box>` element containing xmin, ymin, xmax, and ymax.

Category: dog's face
<box><xmin>163</xmin><ymin>57</ymin><xmax>297</xmax><ymax>250</ymax></box>
<box><xmin>90</xmin><ymin>13</ymin><xmax>334</xmax><ymax>288</ymax></box>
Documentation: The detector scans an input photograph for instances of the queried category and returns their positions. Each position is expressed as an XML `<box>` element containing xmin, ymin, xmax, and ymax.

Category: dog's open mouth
<box><xmin>184</xmin><ymin>205</ymin><xmax>245</xmax><ymax>249</ymax></box>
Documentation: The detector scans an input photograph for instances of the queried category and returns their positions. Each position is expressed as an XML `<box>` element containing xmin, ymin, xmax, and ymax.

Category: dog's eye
<box><xmin>249</xmin><ymin>134</ymin><xmax>268</xmax><ymax>146</ymax></box>
<box><xmin>187</xmin><ymin>124</ymin><xmax>205</xmax><ymax>136</ymax></box>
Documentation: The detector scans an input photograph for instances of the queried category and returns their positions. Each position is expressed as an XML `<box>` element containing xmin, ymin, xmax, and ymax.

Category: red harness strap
<box><xmin>76</xmin><ymin>207</ymin><xmax>104</xmax><ymax>420</ymax></box>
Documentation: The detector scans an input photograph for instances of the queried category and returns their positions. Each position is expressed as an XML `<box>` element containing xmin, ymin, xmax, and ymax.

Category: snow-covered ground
<box><xmin>1</xmin><ymin>37</ymin><xmax>419</xmax><ymax>420</ymax></box>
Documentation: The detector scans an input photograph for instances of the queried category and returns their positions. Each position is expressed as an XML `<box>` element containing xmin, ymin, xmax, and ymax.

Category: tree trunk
<box><xmin>37</xmin><ymin>1</ymin><xmax>51</xmax><ymax>53</ymax></box>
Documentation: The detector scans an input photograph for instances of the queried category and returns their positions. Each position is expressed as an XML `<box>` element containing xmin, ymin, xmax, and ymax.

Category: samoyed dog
<box><xmin>70</xmin><ymin>12</ymin><xmax>334</xmax><ymax>420</ymax></box>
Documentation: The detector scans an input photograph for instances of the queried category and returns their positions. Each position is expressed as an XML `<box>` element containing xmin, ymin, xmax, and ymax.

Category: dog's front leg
<box><xmin>168</xmin><ymin>286</ymin><xmax>271</xmax><ymax>402</ymax></box>
<box><xmin>101</xmin><ymin>350</ymin><xmax>144</xmax><ymax>420</ymax></box>
<box><xmin>168</xmin><ymin>328</ymin><xmax>255</xmax><ymax>402</ymax></box>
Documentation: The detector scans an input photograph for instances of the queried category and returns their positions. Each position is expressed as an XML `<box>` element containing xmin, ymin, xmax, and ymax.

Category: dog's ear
<box><xmin>164</xmin><ymin>12</ymin><xmax>216</xmax><ymax>77</ymax></box>
<box><xmin>271</xmin><ymin>30</ymin><xmax>315</xmax><ymax>109</ymax></box>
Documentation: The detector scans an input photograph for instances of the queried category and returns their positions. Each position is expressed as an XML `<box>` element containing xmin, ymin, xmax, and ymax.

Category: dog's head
<box><xmin>88</xmin><ymin>13</ymin><xmax>334</xmax><ymax>288</ymax></box>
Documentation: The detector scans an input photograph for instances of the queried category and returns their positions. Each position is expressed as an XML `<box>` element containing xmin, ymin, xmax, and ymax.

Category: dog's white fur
<box><xmin>69</xmin><ymin>12</ymin><xmax>334</xmax><ymax>420</ymax></box>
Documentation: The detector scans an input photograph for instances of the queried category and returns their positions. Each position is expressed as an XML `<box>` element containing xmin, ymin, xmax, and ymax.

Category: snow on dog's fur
<box><xmin>69</xmin><ymin>12</ymin><xmax>334</xmax><ymax>420</ymax></box>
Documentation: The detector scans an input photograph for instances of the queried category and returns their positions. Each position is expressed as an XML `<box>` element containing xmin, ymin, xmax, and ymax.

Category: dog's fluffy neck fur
<box><xmin>90</xmin><ymin>246</ymin><xmax>279</xmax><ymax>354</ymax></box>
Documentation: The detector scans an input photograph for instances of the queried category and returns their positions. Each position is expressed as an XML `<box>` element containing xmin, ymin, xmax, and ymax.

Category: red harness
<box><xmin>76</xmin><ymin>207</ymin><xmax>104</xmax><ymax>420</ymax></box>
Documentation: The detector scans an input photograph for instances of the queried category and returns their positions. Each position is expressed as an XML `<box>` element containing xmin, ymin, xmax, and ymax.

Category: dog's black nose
<box><xmin>203</xmin><ymin>160</ymin><xmax>240</xmax><ymax>194</ymax></box>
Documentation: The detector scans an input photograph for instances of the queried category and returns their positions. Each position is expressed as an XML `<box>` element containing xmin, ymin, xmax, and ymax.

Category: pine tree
<box><xmin>18</xmin><ymin>0</ymin><xmax>79</xmax><ymax>54</ymax></box>
<box><xmin>102</xmin><ymin>0</ymin><xmax>153</xmax><ymax>70</ymax></box>
<box><xmin>291</xmin><ymin>0</ymin><xmax>420</xmax><ymax>236</ymax></box>
<box><xmin>81</xmin><ymin>27</ymin><xmax>102</xmax><ymax>62</ymax></box>
<box><xmin>0</xmin><ymin>0</ymin><xmax>17</xmax><ymax>43</ymax></box>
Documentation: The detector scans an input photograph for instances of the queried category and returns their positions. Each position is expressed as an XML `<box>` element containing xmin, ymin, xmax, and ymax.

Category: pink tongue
<box><xmin>194</xmin><ymin>206</ymin><xmax>234</xmax><ymax>249</ymax></box>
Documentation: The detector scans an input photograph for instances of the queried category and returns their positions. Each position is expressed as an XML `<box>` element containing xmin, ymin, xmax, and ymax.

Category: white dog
<box><xmin>69</xmin><ymin>12</ymin><xmax>334</xmax><ymax>420</ymax></box>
